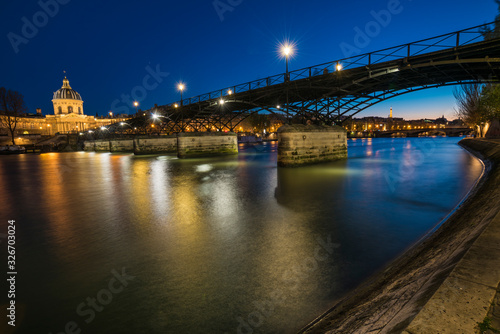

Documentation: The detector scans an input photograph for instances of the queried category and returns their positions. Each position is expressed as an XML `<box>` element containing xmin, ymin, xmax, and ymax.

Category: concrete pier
<box><xmin>94</xmin><ymin>140</ymin><xmax>111</xmax><ymax>152</ymax></box>
<box><xmin>110</xmin><ymin>139</ymin><xmax>134</xmax><ymax>153</ymax></box>
<box><xmin>83</xmin><ymin>141</ymin><xmax>95</xmax><ymax>152</ymax></box>
<box><xmin>277</xmin><ymin>124</ymin><xmax>347</xmax><ymax>167</ymax></box>
<box><xmin>133</xmin><ymin>136</ymin><xmax>177</xmax><ymax>155</ymax></box>
<box><xmin>177</xmin><ymin>132</ymin><xmax>238</xmax><ymax>158</ymax></box>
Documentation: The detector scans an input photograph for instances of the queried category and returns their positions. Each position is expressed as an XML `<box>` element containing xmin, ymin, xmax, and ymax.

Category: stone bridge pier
<box><xmin>277</xmin><ymin>124</ymin><xmax>347</xmax><ymax>167</ymax></box>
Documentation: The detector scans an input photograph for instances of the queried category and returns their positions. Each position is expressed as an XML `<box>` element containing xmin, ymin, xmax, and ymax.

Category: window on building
<box><xmin>58</xmin><ymin>106</ymin><xmax>62</xmax><ymax>114</ymax></box>
<box><xmin>78</xmin><ymin>107</ymin><xmax>81</xmax><ymax>114</ymax></box>
<box><xmin>68</xmin><ymin>106</ymin><xmax>73</xmax><ymax>113</ymax></box>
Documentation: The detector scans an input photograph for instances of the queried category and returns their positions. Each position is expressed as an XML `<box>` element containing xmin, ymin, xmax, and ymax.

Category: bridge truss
<box><xmin>111</xmin><ymin>22</ymin><xmax>500</xmax><ymax>134</ymax></box>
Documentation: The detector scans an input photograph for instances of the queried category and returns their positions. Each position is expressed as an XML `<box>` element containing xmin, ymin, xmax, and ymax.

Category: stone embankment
<box><xmin>300</xmin><ymin>138</ymin><xmax>500</xmax><ymax>334</ymax></box>
<box><xmin>82</xmin><ymin>132</ymin><xmax>238</xmax><ymax>158</ymax></box>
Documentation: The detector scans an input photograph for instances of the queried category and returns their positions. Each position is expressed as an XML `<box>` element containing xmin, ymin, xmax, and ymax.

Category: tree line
<box><xmin>454</xmin><ymin>5</ymin><xmax>500</xmax><ymax>137</ymax></box>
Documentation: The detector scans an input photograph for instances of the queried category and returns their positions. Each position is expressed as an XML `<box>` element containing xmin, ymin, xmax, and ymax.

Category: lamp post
<box><xmin>133</xmin><ymin>101</ymin><xmax>139</xmax><ymax>115</ymax></box>
<box><xmin>178</xmin><ymin>83</ymin><xmax>185</xmax><ymax>106</ymax></box>
<box><xmin>281</xmin><ymin>43</ymin><xmax>294</xmax><ymax>121</ymax></box>
<box><xmin>178</xmin><ymin>83</ymin><xmax>185</xmax><ymax>131</ymax></box>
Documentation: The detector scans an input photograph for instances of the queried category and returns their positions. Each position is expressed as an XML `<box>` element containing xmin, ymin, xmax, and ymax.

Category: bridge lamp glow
<box><xmin>277</xmin><ymin>105</ymin><xmax>281</xmax><ymax>109</ymax></box>
<box><xmin>281</xmin><ymin>44</ymin><xmax>294</xmax><ymax>58</ymax></box>
<box><xmin>152</xmin><ymin>114</ymin><xmax>159</xmax><ymax>120</ymax></box>
<box><xmin>133</xmin><ymin>101</ymin><xmax>139</xmax><ymax>107</ymax></box>
<box><xmin>101</xmin><ymin>127</ymin><xmax>107</xmax><ymax>130</ymax></box>
<box><xmin>174</xmin><ymin>103</ymin><xmax>179</xmax><ymax>108</ymax></box>
<box><xmin>219</xmin><ymin>99</ymin><xmax>225</xmax><ymax>105</ymax></box>
<box><xmin>177</xmin><ymin>83</ymin><xmax>185</xmax><ymax>106</ymax></box>
<box><xmin>227</xmin><ymin>89</ymin><xmax>233</xmax><ymax>95</ymax></box>
<box><xmin>336</xmin><ymin>63</ymin><xmax>342</xmax><ymax>71</ymax></box>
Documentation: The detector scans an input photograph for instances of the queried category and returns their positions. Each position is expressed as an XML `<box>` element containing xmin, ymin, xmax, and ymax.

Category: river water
<box><xmin>0</xmin><ymin>137</ymin><xmax>483</xmax><ymax>334</ymax></box>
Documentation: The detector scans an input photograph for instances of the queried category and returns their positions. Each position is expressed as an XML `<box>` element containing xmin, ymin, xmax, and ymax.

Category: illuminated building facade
<box><xmin>0</xmin><ymin>77</ymin><xmax>129</xmax><ymax>142</ymax></box>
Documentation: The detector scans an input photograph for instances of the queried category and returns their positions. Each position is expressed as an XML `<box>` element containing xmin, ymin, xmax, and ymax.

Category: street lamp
<box><xmin>133</xmin><ymin>101</ymin><xmax>139</xmax><ymax>115</ymax></box>
<box><xmin>281</xmin><ymin>43</ymin><xmax>294</xmax><ymax>81</ymax></box>
<box><xmin>177</xmin><ymin>83</ymin><xmax>185</xmax><ymax>106</ymax></box>
<box><xmin>280</xmin><ymin>42</ymin><xmax>295</xmax><ymax>120</ymax></box>
<box><xmin>177</xmin><ymin>83</ymin><xmax>186</xmax><ymax>131</ymax></box>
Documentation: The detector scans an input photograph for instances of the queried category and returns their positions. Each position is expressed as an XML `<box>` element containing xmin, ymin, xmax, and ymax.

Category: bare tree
<box><xmin>0</xmin><ymin>87</ymin><xmax>28</xmax><ymax>145</ymax></box>
<box><xmin>454</xmin><ymin>84</ymin><xmax>489</xmax><ymax>137</ymax></box>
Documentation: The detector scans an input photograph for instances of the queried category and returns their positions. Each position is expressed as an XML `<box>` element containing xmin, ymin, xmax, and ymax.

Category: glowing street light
<box><xmin>133</xmin><ymin>101</ymin><xmax>139</xmax><ymax>114</ymax></box>
<box><xmin>227</xmin><ymin>89</ymin><xmax>233</xmax><ymax>95</ymax></box>
<box><xmin>178</xmin><ymin>83</ymin><xmax>185</xmax><ymax>107</ymax></box>
<box><xmin>280</xmin><ymin>42</ymin><xmax>295</xmax><ymax>118</ymax></box>
<box><xmin>120</xmin><ymin>122</ymin><xmax>132</xmax><ymax>130</ymax></box>
<box><xmin>280</xmin><ymin>43</ymin><xmax>294</xmax><ymax>80</ymax></box>
<box><xmin>177</xmin><ymin>82</ymin><xmax>186</xmax><ymax>131</ymax></box>
<box><xmin>336</xmin><ymin>63</ymin><xmax>343</xmax><ymax>71</ymax></box>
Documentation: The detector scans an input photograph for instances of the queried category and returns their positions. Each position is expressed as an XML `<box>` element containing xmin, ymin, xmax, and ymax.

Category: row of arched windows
<box><xmin>57</xmin><ymin>106</ymin><xmax>82</xmax><ymax>114</ymax></box>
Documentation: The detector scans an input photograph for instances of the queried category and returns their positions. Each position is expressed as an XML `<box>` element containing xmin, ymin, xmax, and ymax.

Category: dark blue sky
<box><xmin>0</xmin><ymin>0</ymin><xmax>497</xmax><ymax>119</ymax></box>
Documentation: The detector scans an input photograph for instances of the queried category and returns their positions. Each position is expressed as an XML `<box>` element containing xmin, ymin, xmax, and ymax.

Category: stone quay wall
<box><xmin>277</xmin><ymin>124</ymin><xmax>347</xmax><ymax>167</ymax></box>
<box><xmin>94</xmin><ymin>140</ymin><xmax>111</xmax><ymax>152</ymax></box>
<box><xmin>110</xmin><ymin>139</ymin><xmax>134</xmax><ymax>153</ymax></box>
<box><xmin>132</xmin><ymin>136</ymin><xmax>177</xmax><ymax>155</ymax></box>
<box><xmin>177</xmin><ymin>132</ymin><xmax>238</xmax><ymax>158</ymax></box>
<box><xmin>83</xmin><ymin>141</ymin><xmax>95</xmax><ymax>152</ymax></box>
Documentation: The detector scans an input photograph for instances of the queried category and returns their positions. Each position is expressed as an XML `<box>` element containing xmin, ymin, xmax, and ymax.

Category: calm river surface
<box><xmin>0</xmin><ymin>137</ymin><xmax>483</xmax><ymax>334</ymax></box>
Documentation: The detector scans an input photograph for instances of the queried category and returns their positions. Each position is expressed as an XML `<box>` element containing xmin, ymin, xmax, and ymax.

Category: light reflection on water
<box><xmin>0</xmin><ymin>137</ymin><xmax>483</xmax><ymax>333</ymax></box>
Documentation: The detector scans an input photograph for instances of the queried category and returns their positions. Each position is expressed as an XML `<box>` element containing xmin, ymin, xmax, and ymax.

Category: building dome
<box><xmin>53</xmin><ymin>77</ymin><xmax>82</xmax><ymax>100</ymax></box>
<box><xmin>52</xmin><ymin>76</ymin><xmax>84</xmax><ymax>115</ymax></box>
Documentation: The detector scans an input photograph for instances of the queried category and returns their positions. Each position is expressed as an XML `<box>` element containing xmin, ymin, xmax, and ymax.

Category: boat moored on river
<box><xmin>0</xmin><ymin>145</ymin><xmax>26</xmax><ymax>155</ymax></box>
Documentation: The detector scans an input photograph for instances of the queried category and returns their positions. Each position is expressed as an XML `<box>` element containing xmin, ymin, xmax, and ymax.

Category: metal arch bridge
<box><xmin>122</xmin><ymin>22</ymin><xmax>500</xmax><ymax>133</ymax></box>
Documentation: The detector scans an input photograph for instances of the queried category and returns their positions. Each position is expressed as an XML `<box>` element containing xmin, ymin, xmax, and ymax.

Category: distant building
<box><xmin>0</xmin><ymin>76</ymin><xmax>129</xmax><ymax>140</ymax></box>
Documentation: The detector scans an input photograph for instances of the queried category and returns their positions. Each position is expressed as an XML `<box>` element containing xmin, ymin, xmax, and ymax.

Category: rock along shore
<box><xmin>299</xmin><ymin>138</ymin><xmax>500</xmax><ymax>334</ymax></box>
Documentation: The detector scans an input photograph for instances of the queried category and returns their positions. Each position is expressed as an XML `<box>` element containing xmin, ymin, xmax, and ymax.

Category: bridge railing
<box><xmin>166</xmin><ymin>21</ymin><xmax>497</xmax><ymax>110</ymax></box>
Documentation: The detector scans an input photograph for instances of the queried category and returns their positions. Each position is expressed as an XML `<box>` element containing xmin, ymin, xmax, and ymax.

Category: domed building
<box><xmin>43</xmin><ymin>76</ymin><xmax>129</xmax><ymax>135</ymax></box>
<box><xmin>44</xmin><ymin>76</ymin><xmax>97</xmax><ymax>133</ymax></box>
<box><xmin>52</xmin><ymin>77</ymin><xmax>84</xmax><ymax>115</ymax></box>
<box><xmin>0</xmin><ymin>76</ymin><xmax>130</xmax><ymax>145</ymax></box>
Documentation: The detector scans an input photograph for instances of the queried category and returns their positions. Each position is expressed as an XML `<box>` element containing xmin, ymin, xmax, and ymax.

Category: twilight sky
<box><xmin>0</xmin><ymin>0</ymin><xmax>498</xmax><ymax>119</ymax></box>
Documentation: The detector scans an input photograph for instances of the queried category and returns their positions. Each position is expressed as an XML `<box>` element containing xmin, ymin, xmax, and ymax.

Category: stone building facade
<box><xmin>0</xmin><ymin>77</ymin><xmax>129</xmax><ymax>142</ymax></box>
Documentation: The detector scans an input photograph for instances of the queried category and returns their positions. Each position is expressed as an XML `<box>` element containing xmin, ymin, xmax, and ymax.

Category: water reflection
<box><xmin>0</xmin><ymin>137</ymin><xmax>483</xmax><ymax>333</ymax></box>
